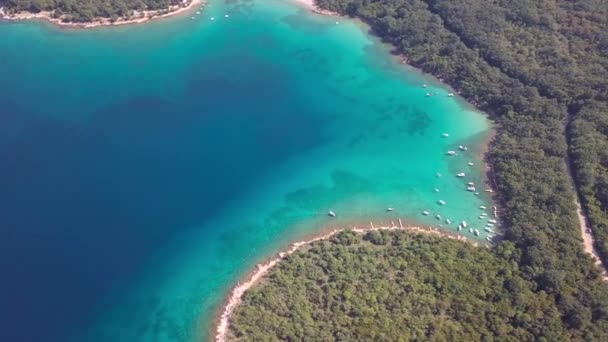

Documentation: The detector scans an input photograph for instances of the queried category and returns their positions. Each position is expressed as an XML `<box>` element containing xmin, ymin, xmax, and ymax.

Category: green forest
<box><xmin>229</xmin><ymin>0</ymin><xmax>608</xmax><ymax>340</ymax></box>
<box><xmin>310</xmin><ymin>0</ymin><xmax>608</xmax><ymax>337</ymax></box>
<box><xmin>229</xmin><ymin>231</ymin><xmax>607</xmax><ymax>341</ymax></box>
<box><xmin>0</xmin><ymin>0</ymin><xmax>185</xmax><ymax>22</ymax></box>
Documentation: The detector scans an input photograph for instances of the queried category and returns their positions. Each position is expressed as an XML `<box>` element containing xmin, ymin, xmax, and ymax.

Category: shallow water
<box><xmin>0</xmin><ymin>1</ymin><xmax>490</xmax><ymax>341</ymax></box>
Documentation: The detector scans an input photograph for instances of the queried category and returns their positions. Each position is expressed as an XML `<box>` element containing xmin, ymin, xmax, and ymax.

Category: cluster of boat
<box><xmin>423</xmin><ymin>84</ymin><xmax>455</xmax><ymax>98</ymax></box>
<box><xmin>327</xmin><ymin>123</ymin><xmax>498</xmax><ymax>243</ymax></box>
<box><xmin>425</xmin><ymin>133</ymin><xmax>499</xmax><ymax>241</ymax></box>
<box><xmin>191</xmin><ymin>5</ymin><xmax>229</xmax><ymax>21</ymax></box>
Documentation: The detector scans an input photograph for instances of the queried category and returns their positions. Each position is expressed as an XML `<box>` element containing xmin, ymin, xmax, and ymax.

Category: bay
<box><xmin>0</xmin><ymin>0</ymin><xmax>490</xmax><ymax>341</ymax></box>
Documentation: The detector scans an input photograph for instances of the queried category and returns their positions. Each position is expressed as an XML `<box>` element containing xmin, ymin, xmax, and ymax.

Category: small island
<box><xmin>0</xmin><ymin>0</ymin><xmax>201</xmax><ymax>27</ymax></box>
<box><xmin>222</xmin><ymin>230</ymin><xmax>575</xmax><ymax>341</ymax></box>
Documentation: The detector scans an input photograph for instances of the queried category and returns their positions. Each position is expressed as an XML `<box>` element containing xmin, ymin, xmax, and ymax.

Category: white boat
<box><xmin>462</xmin><ymin>220</ymin><xmax>468</xmax><ymax>228</ymax></box>
<box><xmin>488</xmin><ymin>219</ymin><xmax>497</xmax><ymax>223</ymax></box>
<box><xmin>480</xmin><ymin>213</ymin><xmax>487</xmax><ymax>217</ymax></box>
<box><xmin>191</xmin><ymin>16</ymin><xmax>196</xmax><ymax>19</ymax></box>
<box><xmin>484</xmin><ymin>227</ymin><xmax>495</xmax><ymax>233</ymax></box>
<box><xmin>478</xmin><ymin>215</ymin><xmax>484</xmax><ymax>219</ymax></box>
<box><xmin>423</xmin><ymin>211</ymin><xmax>430</xmax><ymax>216</ymax></box>
<box><xmin>426</xmin><ymin>93</ymin><xmax>432</xmax><ymax>97</ymax></box>
<box><xmin>467</xmin><ymin>182</ymin><xmax>475</xmax><ymax>186</ymax></box>
<box><xmin>442</xmin><ymin>133</ymin><xmax>449</xmax><ymax>137</ymax></box>
<box><xmin>210</xmin><ymin>17</ymin><xmax>215</xmax><ymax>20</ymax></box>
<box><xmin>423</xmin><ymin>84</ymin><xmax>428</xmax><ymax>88</ymax></box>
<box><xmin>457</xmin><ymin>173</ymin><xmax>466</xmax><ymax>177</ymax></box>
<box><xmin>486</xmin><ymin>223</ymin><xmax>494</xmax><ymax>227</ymax></box>
<box><xmin>436</xmin><ymin>214</ymin><xmax>442</xmax><ymax>220</ymax></box>
<box><xmin>225</xmin><ymin>14</ymin><xmax>230</xmax><ymax>18</ymax></box>
<box><xmin>458</xmin><ymin>145</ymin><xmax>468</xmax><ymax>151</ymax></box>
<box><xmin>445</xmin><ymin>219</ymin><xmax>452</xmax><ymax>224</ymax></box>
<box><xmin>436</xmin><ymin>172</ymin><xmax>442</xmax><ymax>177</ymax></box>
<box><xmin>474</xmin><ymin>229</ymin><xmax>480</xmax><ymax>236</ymax></box>
<box><xmin>447</xmin><ymin>93</ymin><xmax>454</xmax><ymax>97</ymax></box>
<box><xmin>486</xmin><ymin>236</ymin><xmax>493</xmax><ymax>242</ymax></box>
<box><xmin>196</xmin><ymin>11</ymin><xmax>200</xmax><ymax>14</ymax></box>
<box><xmin>446</xmin><ymin>151</ymin><xmax>457</xmax><ymax>156</ymax></box>
<box><xmin>457</xmin><ymin>225</ymin><xmax>462</xmax><ymax>231</ymax></box>
<box><xmin>387</xmin><ymin>207</ymin><xmax>394</xmax><ymax>212</ymax></box>
<box><xmin>468</xmin><ymin>162</ymin><xmax>474</xmax><ymax>166</ymax></box>
<box><xmin>434</xmin><ymin>188</ymin><xmax>440</xmax><ymax>192</ymax></box>
<box><xmin>480</xmin><ymin>205</ymin><xmax>487</xmax><ymax>210</ymax></box>
<box><xmin>467</xmin><ymin>187</ymin><xmax>476</xmax><ymax>192</ymax></box>
<box><xmin>328</xmin><ymin>211</ymin><xmax>336</xmax><ymax>217</ymax></box>
<box><xmin>469</xmin><ymin>228</ymin><xmax>473</xmax><ymax>233</ymax></box>
<box><xmin>437</xmin><ymin>200</ymin><xmax>446</xmax><ymax>205</ymax></box>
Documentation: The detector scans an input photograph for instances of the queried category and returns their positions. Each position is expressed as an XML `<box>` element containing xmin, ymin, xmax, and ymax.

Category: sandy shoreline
<box><xmin>213</xmin><ymin>221</ymin><xmax>474</xmax><ymax>342</ymax></box>
<box><xmin>0</xmin><ymin>0</ymin><xmax>203</xmax><ymax>29</ymax></box>
<box><xmin>0</xmin><ymin>0</ymin><xmax>337</xmax><ymax>29</ymax></box>
<box><xmin>291</xmin><ymin>0</ymin><xmax>339</xmax><ymax>16</ymax></box>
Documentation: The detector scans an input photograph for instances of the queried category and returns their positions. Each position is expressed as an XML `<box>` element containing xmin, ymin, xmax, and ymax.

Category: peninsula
<box><xmin>224</xmin><ymin>229</ymin><xmax>573</xmax><ymax>341</ymax></box>
<box><xmin>0</xmin><ymin>0</ymin><xmax>202</xmax><ymax>27</ymax></box>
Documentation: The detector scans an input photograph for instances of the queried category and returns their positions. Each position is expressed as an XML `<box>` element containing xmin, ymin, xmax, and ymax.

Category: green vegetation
<box><xmin>0</xmin><ymin>0</ymin><xmax>185</xmax><ymax>22</ymax></box>
<box><xmin>309</xmin><ymin>0</ymin><xmax>608</xmax><ymax>338</ymax></box>
<box><xmin>229</xmin><ymin>0</ymin><xmax>608</xmax><ymax>340</ymax></box>
<box><xmin>229</xmin><ymin>231</ymin><xmax>595</xmax><ymax>341</ymax></box>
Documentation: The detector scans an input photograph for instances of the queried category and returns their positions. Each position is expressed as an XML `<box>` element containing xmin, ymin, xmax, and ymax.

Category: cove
<box><xmin>0</xmin><ymin>0</ymin><xmax>490</xmax><ymax>341</ymax></box>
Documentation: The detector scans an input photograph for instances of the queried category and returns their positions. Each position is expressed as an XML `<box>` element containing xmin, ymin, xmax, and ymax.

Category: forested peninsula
<box><xmin>225</xmin><ymin>0</ymin><xmax>608</xmax><ymax>340</ymax></box>
<box><xmin>228</xmin><ymin>230</ymin><xmax>596</xmax><ymax>341</ymax></box>
<box><xmin>0</xmin><ymin>0</ymin><xmax>193</xmax><ymax>24</ymax></box>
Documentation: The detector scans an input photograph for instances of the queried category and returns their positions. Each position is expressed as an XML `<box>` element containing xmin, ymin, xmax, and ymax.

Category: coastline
<box><xmin>0</xmin><ymin>0</ymin><xmax>203</xmax><ymax>29</ymax></box>
<box><xmin>291</xmin><ymin>0</ymin><xmax>339</xmax><ymax>16</ymax></box>
<box><xmin>213</xmin><ymin>221</ymin><xmax>475</xmax><ymax>342</ymax></box>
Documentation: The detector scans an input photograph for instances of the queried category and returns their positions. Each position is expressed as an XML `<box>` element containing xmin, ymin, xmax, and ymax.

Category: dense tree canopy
<box><xmin>310</xmin><ymin>0</ymin><xmax>608</xmax><ymax>338</ymax></box>
<box><xmin>229</xmin><ymin>231</ymin><xmax>605</xmax><ymax>341</ymax></box>
<box><xmin>229</xmin><ymin>0</ymin><xmax>608</xmax><ymax>339</ymax></box>
<box><xmin>0</xmin><ymin>0</ymin><xmax>185</xmax><ymax>22</ymax></box>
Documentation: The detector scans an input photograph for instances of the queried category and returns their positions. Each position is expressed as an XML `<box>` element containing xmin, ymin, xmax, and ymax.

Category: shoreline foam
<box><xmin>213</xmin><ymin>221</ymin><xmax>474</xmax><ymax>342</ymax></box>
<box><xmin>0</xmin><ymin>0</ymin><xmax>203</xmax><ymax>29</ymax></box>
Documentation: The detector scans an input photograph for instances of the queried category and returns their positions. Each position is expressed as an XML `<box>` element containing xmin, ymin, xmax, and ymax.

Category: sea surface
<box><xmin>0</xmin><ymin>1</ymin><xmax>491</xmax><ymax>341</ymax></box>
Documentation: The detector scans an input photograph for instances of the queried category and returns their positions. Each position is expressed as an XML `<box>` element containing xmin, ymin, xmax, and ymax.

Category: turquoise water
<box><xmin>0</xmin><ymin>1</ymin><xmax>490</xmax><ymax>341</ymax></box>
